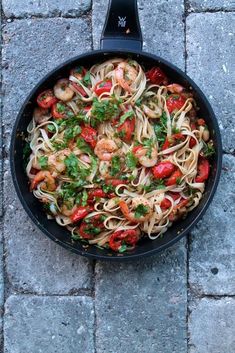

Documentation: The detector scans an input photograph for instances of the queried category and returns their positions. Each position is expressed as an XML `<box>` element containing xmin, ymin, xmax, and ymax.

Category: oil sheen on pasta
<box><xmin>25</xmin><ymin>59</ymin><xmax>214</xmax><ymax>253</ymax></box>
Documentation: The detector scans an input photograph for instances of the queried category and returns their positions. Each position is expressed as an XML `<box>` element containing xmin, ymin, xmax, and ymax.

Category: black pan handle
<box><xmin>100</xmin><ymin>0</ymin><xmax>143</xmax><ymax>51</ymax></box>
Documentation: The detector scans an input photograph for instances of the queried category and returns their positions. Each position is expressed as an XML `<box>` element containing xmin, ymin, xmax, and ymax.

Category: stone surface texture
<box><xmin>186</xmin><ymin>13</ymin><xmax>235</xmax><ymax>152</ymax></box>
<box><xmin>0</xmin><ymin>0</ymin><xmax>234</xmax><ymax>352</ymax></box>
<box><xmin>189</xmin><ymin>298</ymin><xmax>235</xmax><ymax>353</ymax></box>
<box><xmin>4</xmin><ymin>295</ymin><xmax>95</xmax><ymax>353</ymax></box>
<box><xmin>2</xmin><ymin>0</ymin><xmax>92</xmax><ymax>18</ymax></box>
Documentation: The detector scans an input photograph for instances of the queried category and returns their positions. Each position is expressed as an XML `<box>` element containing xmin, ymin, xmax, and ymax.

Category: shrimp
<box><xmin>54</xmin><ymin>79</ymin><xmax>74</xmax><ymax>101</ymax></box>
<box><xmin>167</xmin><ymin>84</ymin><xmax>184</xmax><ymax>94</ymax></box>
<box><xmin>60</xmin><ymin>204</ymin><xmax>77</xmax><ymax>217</ymax></box>
<box><xmin>99</xmin><ymin>161</ymin><xmax>112</xmax><ymax>178</ymax></box>
<box><xmin>115</xmin><ymin>62</ymin><xmax>138</xmax><ymax>93</ymax></box>
<box><xmin>94</xmin><ymin>138</ymin><xmax>118</xmax><ymax>161</ymax></box>
<box><xmin>134</xmin><ymin>146</ymin><xmax>158</xmax><ymax>167</ymax></box>
<box><xmin>142</xmin><ymin>103</ymin><xmax>162</xmax><ymax>119</ymax></box>
<box><xmin>31</xmin><ymin>171</ymin><xmax>56</xmax><ymax>191</ymax></box>
<box><xmin>119</xmin><ymin>197</ymin><xmax>153</xmax><ymax>223</ymax></box>
<box><xmin>33</xmin><ymin>107</ymin><xmax>51</xmax><ymax>124</ymax></box>
<box><xmin>48</xmin><ymin>149</ymin><xmax>71</xmax><ymax>175</ymax></box>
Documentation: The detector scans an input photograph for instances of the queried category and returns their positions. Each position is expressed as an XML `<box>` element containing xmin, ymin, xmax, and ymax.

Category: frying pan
<box><xmin>10</xmin><ymin>0</ymin><xmax>222</xmax><ymax>261</ymax></box>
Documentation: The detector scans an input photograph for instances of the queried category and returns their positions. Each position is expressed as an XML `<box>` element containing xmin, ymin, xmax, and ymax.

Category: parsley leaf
<box><xmin>202</xmin><ymin>141</ymin><xmax>215</xmax><ymax>158</ymax></box>
<box><xmin>76</xmin><ymin>138</ymin><xmax>92</xmax><ymax>154</ymax></box>
<box><xmin>126</xmin><ymin>152</ymin><xmax>138</xmax><ymax>170</ymax></box>
<box><xmin>134</xmin><ymin>204</ymin><xmax>149</xmax><ymax>218</ymax></box>
<box><xmin>91</xmin><ymin>98</ymin><xmax>120</xmax><ymax>126</ymax></box>
<box><xmin>64</xmin><ymin>153</ymin><xmax>79</xmax><ymax>179</ymax></box>
<box><xmin>64</xmin><ymin>125</ymin><xmax>81</xmax><ymax>142</ymax></box>
<box><xmin>110</xmin><ymin>156</ymin><xmax>121</xmax><ymax>176</ymax></box>
<box><xmin>117</xmin><ymin>111</ymin><xmax>134</xmax><ymax>126</ymax></box>
<box><xmin>83</xmin><ymin>71</ymin><xmax>91</xmax><ymax>87</ymax></box>
<box><xmin>38</xmin><ymin>156</ymin><xmax>48</xmax><ymax>170</ymax></box>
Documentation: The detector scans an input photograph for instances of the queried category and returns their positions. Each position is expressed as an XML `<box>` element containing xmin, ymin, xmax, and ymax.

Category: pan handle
<box><xmin>100</xmin><ymin>0</ymin><xmax>143</xmax><ymax>51</ymax></box>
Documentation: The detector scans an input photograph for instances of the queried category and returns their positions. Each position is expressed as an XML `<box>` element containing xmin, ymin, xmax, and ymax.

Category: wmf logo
<box><xmin>118</xmin><ymin>16</ymin><xmax>126</xmax><ymax>28</ymax></box>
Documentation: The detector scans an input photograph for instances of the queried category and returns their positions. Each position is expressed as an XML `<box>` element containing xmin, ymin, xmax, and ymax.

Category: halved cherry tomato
<box><xmin>70</xmin><ymin>206</ymin><xmax>92</xmax><ymax>223</ymax></box>
<box><xmin>117</xmin><ymin>117</ymin><xmax>135</xmax><ymax>142</ymax></box>
<box><xmin>105</xmin><ymin>179</ymin><xmax>128</xmax><ymax>187</ymax></box>
<box><xmin>70</xmin><ymin>82</ymin><xmax>87</xmax><ymax>97</ymax></box>
<box><xmin>165</xmin><ymin>169</ymin><xmax>182</xmax><ymax>186</ymax></box>
<box><xmin>152</xmin><ymin>161</ymin><xmax>175</xmax><ymax>179</ymax></box>
<box><xmin>195</xmin><ymin>157</ymin><xmax>210</xmax><ymax>183</ymax></box>
<box><xmin>109</xmin><ymin>229</ymin><xmax>139</xmax><ymax>251</ymax></box>
<box><xmin>37</xmin><ymin>90</ymin><xmax>57</xmax><ymax>109</ymax></box>
<box><xmin>51</xmin><ymin>101</ymin><xmax>72</xmax><ymax>119</ymax></box>
<box><xmin>79</xmin><ymin>215</ymin><xmax>105</xmax><ymax>239</ymax></box>
<box><xmin>161</xmin><ymin>192</ymin><xmax>181</xmax><ymax>209</ymax></box>
<box><xmin>146</xmin><ymin>67</ymin><xmax>168</xmax><ymax>85</ymax></box>
<box><xmin>80</xmin><ymin>126</ymin><xmax>97</xmax><ymax>148</ymax></box>
<box><xmin>162</xmin><ymin>133</ymin><xmax>185</xmax><ymax>151</ymax></box>
<box><xmin>132</xmin><ymin>145</ymin><xmax>142</xmax><ymax>154</ymax></box>
<box><xmin>70</xmin><ymin>66</ymin><xmax>87</xmax><ymax>80</ymax></box>
<box><xmin>166</xmin><ymin>94</ymin><xmax>186</xmax><ymax>113</ymax></box>
<box><xmin>94</xmin><ymin>80</ymin><xmax>112</xmax><ymax>96</ymax></box>
<box><xmin>197</xmin><ymin>118</ymin><xmax>206</xmax><ymax>126</ymax></box>
<box><xmin>88</xmin><ymin>189</ymin><xmax>107</xmax><ymax>202</ymax></box>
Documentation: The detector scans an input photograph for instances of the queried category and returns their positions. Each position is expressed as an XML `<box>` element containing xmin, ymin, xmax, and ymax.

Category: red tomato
<box><xmin>132</xmin><ymin>145</ymin><xmax>142</xmax><ymax>154</ymax></box>
<box><xmin>70</xmin><ymin>82</ymin><xmax>87</xmax><ymax>97</ymax></box>
<box><xmin>146</xmin><ymin>67</ymin><xmax>168</xmax><ymax>85</ymax></box>
<box><xmin>37</xmin><ymin>90</ymin><xmax>57</xmax><ymax>109</ymax></box>
<box><xmin>106</xmin><ymin>179</ymin><xmax>128</xmax><ymax>187</ymax></box>
<box><xmin>197</xmin><ymin>118</ymin><xmax>206</xmax><ymax>126</ymax></box>
<box><xmin>51</xmin><ymin>101</ymin><xmax>71</xmax><ymax>119</ymax></box>
<box><xmin>162</xmin><ymin>133</ymin><xmax>185</xmax><ymax>151</ymax></box>
<box><xmin>117</xmin><ymin>117</ymin><xmax>135</xmax><ymax>142</ymax></box>
<box><xmin>80</xmin><ymin>126</ymin><xmax>97</xmax><ymax>148</ymax></box>
<box><xmin>169</xmin><ymin>199</ymin><xmax>189</xmax><ymax>221</ymax></box>
<box><xmin>79</xmin><ymin>215</ymin><xmax>105</xmax><ymax>239</ymax></box>
<box><xmin>70</xmin><ymin>206</ymin><xmax>91</xmax><ymax>223</ymax></box>
<box><xmin>165</xmin><ymin>169</ymin><xmax>182</xmax><ymax>186</ymax></box>
<box><xmin>195</xmin><ymin>157</ymin><xmax>210</xmax><ymax>183</ymax></box>
<box><xmin>94</xmin><ymin>80</ymin><xmax>112</xmax><ymax>96</ymax></box>
<box><xmin>166</xmin><ymin>94</ymin><xmax>186</xmax><ymax>113</ymax></box>
<box><xmin>152</xmin><ymin>161</ymin><xmax>175</xmax><ymax>179</ymax></box>
<box><xmin>160</xmin><ymin>198</ymin><xmax>171</xmax><ymax>209</ymax></box>
<box><xmin>189</xmin><ymin>137</ymin><xmax>197</xmax><ymax>148</ymax></box>
<box><xmin>88</xmin><ymin>189</ymin><xmax>107</xmax><ymax>202</ymax></box>
<box><xmin>109</xmin><ymin>229</ymin><xmax>139</xmax><ymax>251</ymax></box>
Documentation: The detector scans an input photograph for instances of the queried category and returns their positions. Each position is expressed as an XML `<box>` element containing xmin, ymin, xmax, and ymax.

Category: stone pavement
<box><xmin>0</xmin><ymin>0</ymin><xmax>234</xmax><ymax>352</ymax></box>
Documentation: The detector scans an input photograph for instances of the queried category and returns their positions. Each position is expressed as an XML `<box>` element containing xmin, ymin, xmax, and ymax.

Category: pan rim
<box><xmin>10</xmin><ymin>48</ymin><xmax>223</xmax><ymax>261</ymax></box>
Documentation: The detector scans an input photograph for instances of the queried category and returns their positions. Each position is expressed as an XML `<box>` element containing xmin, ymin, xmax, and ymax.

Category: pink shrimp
<box><xmin>115</xmin><ymin>62</ymin><xmax>138</xmax><ymax>93</ymax></box>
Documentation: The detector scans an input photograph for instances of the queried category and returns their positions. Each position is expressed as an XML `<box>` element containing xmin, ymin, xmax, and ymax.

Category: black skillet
<box><xmin>10</xmin><ymin>0</ymin><xmax>222</xmax><ymax>261</ymax></box>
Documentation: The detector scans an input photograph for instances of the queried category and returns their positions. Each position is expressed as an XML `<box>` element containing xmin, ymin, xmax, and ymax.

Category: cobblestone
<box><xmin>186</xmin><ymin>13</ymin><xmax>235</xmax><ymax>153</ymax></box>
<box><xmin>188</xmin><ymin>0</ymin><xmax>235</xmax><ymax>12</ymax></box>
<box><xmin>95</xmin><ymin>241</ymin><xmax>187</xmax><ymax>353</ymax></box>
<box><xmin>92</xmin><ymin>0</ymin><xmax>185</xmax><ymax>69</ymax></box>
<box><xmin>189</xmin><ymin>155</ymin><xmax>235</xmax><ymax>295</ymax></box>
<box><xmin>4</xmin><ymin>295</ymin><xmax>95</xmax><ymax>353</ymax></box>
<box><xmin>2</xmin><ymin>0</ymin><xmax>92</xmax><ymax>18</ymax></box>
<box><xmin>189</xmin><ymin>298</ymin><xmax>235</xmax><ymax>353</ymax></box>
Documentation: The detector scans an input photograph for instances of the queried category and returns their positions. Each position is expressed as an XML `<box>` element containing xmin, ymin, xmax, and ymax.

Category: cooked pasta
<box><xmin>25</xmin><ymin>58</ymin><xmax>214</xmax><ymax>252</ymax></box>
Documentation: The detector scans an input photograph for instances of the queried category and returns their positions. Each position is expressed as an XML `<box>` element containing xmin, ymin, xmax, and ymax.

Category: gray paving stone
<box><xmin>4</xmin><ymin>161</ymin><xmax>93</xmax><ymax>294</ymax></box>
<box><xmin>188</xmin><ymin>0</ymin><xmax>235</xmax><ymax>12</ymax></box>
<box><xmin>186</xmin><ymin>13</ymin><xmax>235</xmax><ymax>153</ymax></box>
<box><xmin>4</xmin><ymin>295</ymin><xmax>95</xmax><ymax>353</ymax></box>
<box><xmin>2</xmin><ymin>18</ymin><xmax>91</xmax><ymax>151</ymax></box>
<box><xmin>92</xmin><ymin>0</ymin><xmax>185</xmax><ymax>69</ymax></box>
<box><xmin>2</xmin><ymin>0</ymin><xmax>92</xmax><ymax>18</ymax></box>
<box><xmin>188</xmin><ymin>298</ymin><xmax>235</xmax><ymax>353</ymax></box>
<box><xmin>95</xmin><ymin>240</ymin><xmax>187</xmax><ymax>353</ymax></box>
<box><xmin>189</xmin><ymin>155</ymin><xmax>235</xmax><ymax>295</ymax></box>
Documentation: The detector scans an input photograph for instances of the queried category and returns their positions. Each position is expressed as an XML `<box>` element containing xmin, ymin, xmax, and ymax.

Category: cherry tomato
<box><xmin>160</xmin><ymin>198</ymin><xmax>171</xmax><ymax>209</ymax></box>
<box><xmin>80</xmin><ymin>126</ymin><xmax>97</xmax><ymax>148</ymax></box>
<box><xmin>109</xmin><ymin>230</ymin><xmax>139</xmax><ymax>251</ymax></box>
<box><xmin>189</xmin><ymin>137</ymin><xmax>197</xmax><ymax>148</ymax></box>
<box><xmin>132</xmin><ymin>145</ymin><xmax>142</xmax><ymax>154</ymax></box>
<box><xmin>117</xmin><ymin>117</ymin><xmax>135</xmax><ymax>142</ymax></box>
<box><xmin>70</xmin><ymin>82</ymin><xmax>87</xmax><ymax>97</ymax></box>
<box><xmin>152</xmin><ymin>161</ymin><xmax>175</xmax><ymax>179</ymax></box>
<box><xmin>162</xmin><ymin>133</ymin><xmax>185</xmax><ymax>151</ymax></box>
<box><xmin>94</xmin><ymin>80</ymin><xmax>112</xmax><ymax>96</ymax></box>
<box><xmin>166</xmin><ymin>94</ymin><xmax>186</xmax><ymax>113</ymax></box>
<box><xmin>146</xmin><ymin>67</ymin><xmax>168</xmax><ymax>85</ymax></box>
<box><xmin>70</xmin><ymin>206</ymin><xmax>91</xmax><ymax>223</ymax></box>
<box><xmin>70</xmin><ymin>66</ymin><xmax>87</xmax><ymax>80</ymax></box>
<box><xmin>51</xmin><ymin>101</ymin><xmax>72</xmax><ymax>119</ymax></box>
<box><xmin>195</xmin><ymin>157</ymin><xmax>210</xmax><ymax>183</ymax></box>
<box><xmin>88</xmin><ymin>189</ymin><xmax>107</xmax><ymax>202</ymax></box>
<box><xmin>105</xmin><ymin>179</ymin><xmax>128</xmax><ymax>187</ymax></box>
<box><xmin>79</xmin><ymin>215</ymin><xmax>105</xmax><ymax>239</ymax></box>
<box><xmin>165</xmin><ymin>169</ymin><xmax>182</xmax><ymax>186</ymax></box>
<box><xmin>197</xmin><ymin>118</ymin><xmax>206</xmax><ymax>126</ymax></box>
<box><xmin>37</xmin><ymin>90</ymin><xmax>57</xmax><ymax>109</ymax></box>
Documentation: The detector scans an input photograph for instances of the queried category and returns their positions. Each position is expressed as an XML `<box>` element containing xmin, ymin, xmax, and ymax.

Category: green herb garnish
<box><xmin>126</xmin><ymin>152</ymin><xmax>138</xmax><ymax>170</ymax></box>
<box><xmin>110</xmin><ymin>155</ymin><xmax>121</xmax><ymax>176</ymax></box>
<box><xmin>38</xmin><ymin>156</ymin><xmax>48</xmax><ymax>170</ymax></box>
<box><xmin>134</xmin><ymin>204</ymin><xmax>149</xmax><ymax>218</ymax></box>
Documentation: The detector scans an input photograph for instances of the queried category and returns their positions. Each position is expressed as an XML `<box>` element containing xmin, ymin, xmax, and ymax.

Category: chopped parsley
<box><xmin>134</xmin><ymin>204</ymin><xmax>149</xmax><ymax>218</ymax></box>
<box><xmin>83</xmin><ymin>71</ymin><xmax>91</xmax><ymax>87</ymax></box>
<box><xmin>154</xmin><ymin>111</ymin><xmax>168</xmax><ymax>146</ymax></box>
<box><xmin>126</xmin><ymin>152</ymin><xmax>138</xmax><ymax>170</ymax></box>
<box><xmin>76</xmin><ymin>138</ymin><xmax>92</xmax><ymax>154</ymax></box>
<box><xmin>64</xmin><ymin>125</ymin><xmax>81</xmax><ymax>142</ymax></box>
<box><xmin>64</xmin><ymin>153</ymin><xmax>90</xmax><ymax>180</ymax></box>
<box><xmin>91</xmin><ymin>98</ymin><xmax>120</xmax><ymax>126</ymax></box>
<box><xmin>110</xmin><ymin>156</ymin><xmax>121</xmax><ymax>176</ymax></box>
<box><xmin>38</xmin><ymin>156</ymin><xmax>48</xmax><ymax>170</ymax></box>
<box><xmin>202</xmin><ymin>141</ymin><xmax>215</xmax><ymax>158</ymax></box>
<box><xmin>47</xmin><ymin>124</ymin><xmax>56</xmax><ymax>133</ymax></box>
<box><xmin>60</xmin><ymin>181</ymin><xmax>86</xmax><ymax>201</ymax></box>
<box><xmin>117</xmin><ymin>110</ymin><xmax>134</xmax><ymax>126</ymax></box>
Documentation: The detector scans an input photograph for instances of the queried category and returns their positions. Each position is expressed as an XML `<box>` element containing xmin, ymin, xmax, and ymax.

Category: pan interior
<box><xmin>11</xmin><ymin>50</ymin><xmax>222</xmax><ymax>260</ymax></box>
